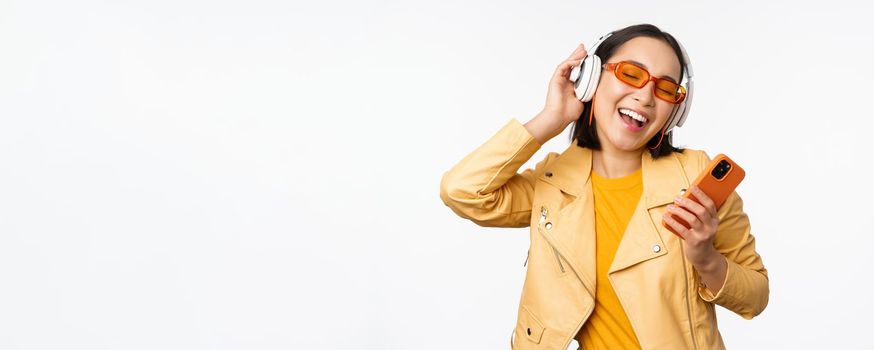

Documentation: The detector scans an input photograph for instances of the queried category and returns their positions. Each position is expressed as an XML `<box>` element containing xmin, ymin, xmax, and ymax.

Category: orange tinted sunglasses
<box><xmin>603</xmin><ymin>61</ymin><xmax>687</xmax><ymax>104</ymax></box>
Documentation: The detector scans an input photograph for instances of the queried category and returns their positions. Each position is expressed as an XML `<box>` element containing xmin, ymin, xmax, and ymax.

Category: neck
<box><xmin>592</xmin><ymin>143</ymin><xmax>644</xmax><ymax>179</ymax></box>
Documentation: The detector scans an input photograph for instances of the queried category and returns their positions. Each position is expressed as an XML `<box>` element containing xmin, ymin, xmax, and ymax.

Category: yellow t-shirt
<box><xmin>576</xmin><ymin>168</ymin><xmax>643</xmax><ymax>350</ymax></box>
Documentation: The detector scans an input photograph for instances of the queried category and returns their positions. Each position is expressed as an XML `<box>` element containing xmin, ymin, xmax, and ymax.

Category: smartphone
<box><xmin>663</xmin><ymin>154</ymin><xmax>745</xmax><ymax>239</ymax></box>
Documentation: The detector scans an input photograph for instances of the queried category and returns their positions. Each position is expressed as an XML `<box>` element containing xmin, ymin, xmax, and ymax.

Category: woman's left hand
<box><xmin>662</xmin><ymin>186</ymin><xmax>722</xmax><ymax>269</ymax></box>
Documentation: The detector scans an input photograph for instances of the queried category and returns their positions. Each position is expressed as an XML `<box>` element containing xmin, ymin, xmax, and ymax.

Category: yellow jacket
<box><xmin>439</xmin><ymin>119</ymin><xmax>769</xmax><ymax>350</ymax></box>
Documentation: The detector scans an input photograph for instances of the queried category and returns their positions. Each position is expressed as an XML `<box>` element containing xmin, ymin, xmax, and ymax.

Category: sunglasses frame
<box><xmin>603</xmin><ymin>61</ymin><xmax>687</xmax><ymax>104</ymax></box>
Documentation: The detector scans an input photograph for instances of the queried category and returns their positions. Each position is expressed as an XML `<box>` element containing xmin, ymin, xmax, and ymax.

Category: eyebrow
<box><xmin>627</xmin><ymin>60</ymin><xmax>679</xmax><ymax>83</ymax></box>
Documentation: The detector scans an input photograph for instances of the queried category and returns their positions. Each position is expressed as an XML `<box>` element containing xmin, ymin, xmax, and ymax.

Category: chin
<box><xmin>605</xmin><ymin>130</ymin><xmax>653</xmax><ymax>152</ymax></box>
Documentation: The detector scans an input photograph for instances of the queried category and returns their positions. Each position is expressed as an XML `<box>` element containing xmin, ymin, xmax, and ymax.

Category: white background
<box><xmin>2</xmin><ymin>0</ymin><xmax>873</xmax><ymax>349</ymax></box>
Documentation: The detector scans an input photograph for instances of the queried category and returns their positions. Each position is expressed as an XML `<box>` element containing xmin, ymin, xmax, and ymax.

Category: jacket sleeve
<box><xmin>696</xmin><ymin>153</ymin><xmax>770</xmax><ymax>319</ymax></box>
<box><xmin>439</xmin><ymin>118</ymin><xmax>552</xmax><ymax>228</ymax></box>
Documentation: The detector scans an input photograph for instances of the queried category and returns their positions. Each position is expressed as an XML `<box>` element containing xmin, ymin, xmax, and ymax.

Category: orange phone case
<box><xmin>663</xmin><ymin>154</ymin><xmax>745</xmax><ymax>239</ymax></box>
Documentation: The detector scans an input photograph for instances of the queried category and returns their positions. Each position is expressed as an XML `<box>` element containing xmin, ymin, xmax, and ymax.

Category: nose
<box><xmin>631</xmin><ymin>80</ymin><xmax>656</xmax><ymax>107</ymax></box>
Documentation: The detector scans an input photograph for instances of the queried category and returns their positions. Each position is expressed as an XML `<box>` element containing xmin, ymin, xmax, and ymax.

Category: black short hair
<box><xmin>569</xmin><ymin>23</ymin><xmax>687</xmax><ymax>159</ymax></box>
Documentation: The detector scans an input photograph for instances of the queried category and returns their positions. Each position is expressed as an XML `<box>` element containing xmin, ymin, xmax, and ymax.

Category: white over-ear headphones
<box><xmin>569</xmin><ymin>32</ymin><xmax>694</xmax><ymax>133</ymax></box>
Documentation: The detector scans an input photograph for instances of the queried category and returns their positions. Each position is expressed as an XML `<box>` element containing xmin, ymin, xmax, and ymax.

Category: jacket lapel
<box><xmin>536</xmin><ymin>143</ymin><xmax>695</xmax><ymax>283</ymax></box>
<box><xmin>609</xmin><ymin>150</ymin><xmax>692</xmax><ymax>274</ymax></box>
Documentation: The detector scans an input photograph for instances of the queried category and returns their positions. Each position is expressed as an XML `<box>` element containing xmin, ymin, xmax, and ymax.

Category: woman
<box><xmin>439</xmin><ymin>24</ymin><xmax>769</xmax><ymax>350</ymax></box>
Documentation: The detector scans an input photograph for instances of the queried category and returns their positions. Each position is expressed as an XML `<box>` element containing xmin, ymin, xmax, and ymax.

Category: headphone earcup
<box><xmin>665</xmin><ymin>77</ymin><xmax>693</xmax><ymax>132</ymax></box>
<box><xmin>674</xmin><ymin>79</ymin><xmax>693</xmax><ymax>129</ymax></box>
<box><xmin>574</xmin><ymin>55</ymin><xmax>602</xmax><ymax>102</ymax></box>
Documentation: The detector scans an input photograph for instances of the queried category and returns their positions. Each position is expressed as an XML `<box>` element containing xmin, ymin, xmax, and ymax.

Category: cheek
<box><xmin>593</xmin><ymin>80</ymin><xmax>628</xmax><ymax>115</ymax></box>
<box><xmin>599</xmin><ymin>78</ymin><xmax>629</xmax><ymax>97</ymax></box>
<box><xmin>652</xmin><ymin>105</ymin><xmax>675</xmax><ymax>128</ymax></box>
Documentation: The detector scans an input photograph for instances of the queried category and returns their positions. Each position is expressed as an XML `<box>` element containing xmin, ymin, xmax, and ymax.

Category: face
<box><xmin>592</xmin><ymin>36</ymin><xmax>683</xmax><ymax>153</ymax></box>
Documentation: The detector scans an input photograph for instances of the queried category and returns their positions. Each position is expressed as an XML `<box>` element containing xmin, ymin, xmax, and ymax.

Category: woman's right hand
<box><xmin>545</xmin><ymin>43</ymin><xmax>589</xmax><ymax>124</ymax></box>
<box><xmin>524</xmin><ymin>43</ymin><xmax>590</xmax><ymax>144</ymax></box>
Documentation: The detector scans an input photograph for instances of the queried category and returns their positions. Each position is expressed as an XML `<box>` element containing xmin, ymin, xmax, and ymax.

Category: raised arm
<box><xmin>439</xmin><ymin>42</ymin><xmax>593</xmax><ymax>227</ymax></box>
<box><xmin>439</xmin><ymin>118</ymin><xmax>548</xmax><ymax>227</ymax></box>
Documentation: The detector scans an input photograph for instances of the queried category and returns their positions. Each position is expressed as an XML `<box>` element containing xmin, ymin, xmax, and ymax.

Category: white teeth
<box><xmin>619</xmin><ymin>108</ymin><xmax>647</xmax><ymax>123</ymax></box>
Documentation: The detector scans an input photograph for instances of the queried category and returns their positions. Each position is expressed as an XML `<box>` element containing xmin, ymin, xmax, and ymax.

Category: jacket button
<box><xmin>545</xmin><ymin>171</ymin><xmax>553</xmax><ymax>177</ymax></box>
<box><xmin>545</xmin><ymin>222</ymin><xmax>553</xmax><ymax>230</ymax></box>
<box><xmin>652</xmin><ymin>244</ymin><xmax>661</xmax><ymax>253</ymax></box>
<box><xmin>527</xmin><ymin>328</ymin><xmax>531</xmax><ymax>335</ymax></box>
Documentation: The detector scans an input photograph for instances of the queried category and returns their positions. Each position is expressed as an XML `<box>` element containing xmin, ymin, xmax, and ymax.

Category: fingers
<box><xmin>674</xmin><ymin>195</ymin><xmax>709</xmax><ymax>222</ymax></box>
<box><xmin>662</xmin><ymin>214</ymin><xmax>688</xmax><ymax>239</ymax></box>
<box><xmin>552</xmin><ymin>43</ymin><xmax>589</xmax><ymax>81</ymax></box>
<box><xmin>689</xmin><ymin>187</ymin><xmax>718</xmax><ymax>216</ymax></box>
<box><xmin>554</xmin><ymin>58</ymin><xmax>582</xmax><ymax>81</ymax></box>
<box><xmin>666</xmin><ymin>204</ymin><xmax>697</xmax><ymax>228</ymax></box>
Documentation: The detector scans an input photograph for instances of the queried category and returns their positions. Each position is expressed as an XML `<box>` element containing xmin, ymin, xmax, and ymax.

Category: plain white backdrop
<box><xmin>1</xmin><ymin>0</ymin><xmax>873</xmax><ymax>349</ymax></box>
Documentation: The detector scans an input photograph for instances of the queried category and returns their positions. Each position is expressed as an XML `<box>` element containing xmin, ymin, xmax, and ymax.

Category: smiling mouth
<box><xmin>618</xmin><ymin>108</ymin><xmax>648</xmax><ymax>129</ymax></box>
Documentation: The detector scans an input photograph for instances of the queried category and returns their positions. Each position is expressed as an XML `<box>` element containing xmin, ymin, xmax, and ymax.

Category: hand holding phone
<box><xmin>662</xmin><ymin>154</ymin><xmax>745</xmax><ymax>239</ymax></box>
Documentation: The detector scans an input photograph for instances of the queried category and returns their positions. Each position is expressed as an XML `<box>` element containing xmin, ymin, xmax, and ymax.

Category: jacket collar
<box><xmin>538</xmin><ymin>141</ymin><xmax>690</xmax><ymax>209</ymax></box>
<box><xmin>536</xmin><ymin>141</ymin><xmax>693</xmax><ymax>282</ymax></box>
